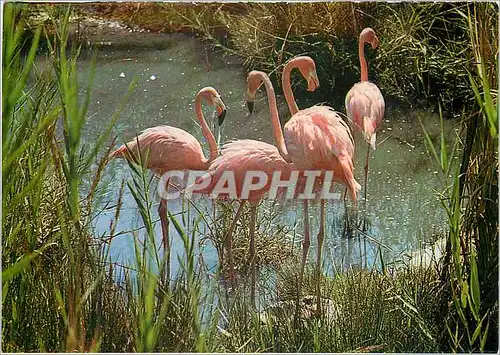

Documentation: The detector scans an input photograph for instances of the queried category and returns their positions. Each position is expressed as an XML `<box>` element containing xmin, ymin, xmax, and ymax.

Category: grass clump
<box><xmin>3</xmin><ymin>4</ymin><xmax>114</xmax><ymax>351</ymax></box>
<box><xmin>208</xmin><ymin>200</ymin><xmax>295</xmax><ymax>279</ymax></box>
<box><xmin>2</xmin><ymin>5</ymin><xmax>211</xmax><ymax>351</ymax></box>
<box><xmin>217</xmin><ymin>266</ymin><xmax>442</xmax><ymax>352</ymax></box>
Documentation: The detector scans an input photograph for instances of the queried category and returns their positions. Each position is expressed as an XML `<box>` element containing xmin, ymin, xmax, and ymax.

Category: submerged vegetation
<box><xmin>3</xmin><ymin>2</ymin><xmax>498</xmax><ymax>353</ymax></box>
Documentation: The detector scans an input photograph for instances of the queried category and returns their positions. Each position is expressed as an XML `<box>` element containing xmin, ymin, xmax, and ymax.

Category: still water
<box><xmin>75</xmin><ymin>33</ymin><xmax>453</xmax><ymax>278</ymax></box>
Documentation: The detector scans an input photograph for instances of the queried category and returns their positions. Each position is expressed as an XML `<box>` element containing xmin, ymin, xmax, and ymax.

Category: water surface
<box><xmin>74</xmin><ymin>33</ymin><xmax>454</xmax><ymax>277</ymax></box>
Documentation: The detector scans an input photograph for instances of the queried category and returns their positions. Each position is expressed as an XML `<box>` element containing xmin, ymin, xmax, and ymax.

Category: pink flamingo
<box><xmin>281</xmin><ymin>55</ymin><xmax>361</xmax><ymax>313</ymax></box>
<box><xmin>345</xmin><ymin>27</ymin><xmax>385</xmax><ymax>205</ymax></box>
<box><xmin>193</xmin><ymin>71</ymin><xmax>293</xmax><ymax>305</ymax></box>
<box><xmin>109</xmin><ymin>87</ymin><xmax>227</xmax><ymax>280</ymax></box>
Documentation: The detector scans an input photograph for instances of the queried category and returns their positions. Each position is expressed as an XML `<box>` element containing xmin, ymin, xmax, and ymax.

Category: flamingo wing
<box><xmin>111</xmin><ymin>126</ymin><xmax>207</xmax><ymax>173</ymax></box>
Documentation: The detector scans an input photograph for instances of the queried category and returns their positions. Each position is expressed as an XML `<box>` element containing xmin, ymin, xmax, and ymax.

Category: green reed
<box><xmin>419</xmin><ymin>5</ymin><xmax>498</xmax><ymax>351</ymax></box>
<box><xmin>3</xmin><ymin>4</ymin><xmax>130</xmax><ymax>351</ymax></box>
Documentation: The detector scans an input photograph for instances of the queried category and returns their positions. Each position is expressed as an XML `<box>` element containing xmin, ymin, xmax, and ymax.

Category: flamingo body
<box><xmin>188</xmin><ymin>71</ymin><xmax>293</xmax><ymax>302</ymax></box>
<box><xmin>280</xmin><ymin>55</ymin><xmax>360</xmax><ymax>315</ymax></box>
<box><xmin>345</xmin><ymin>81</ymin><xmax>385</xmax><ymax>150</ymax></box>
<box><xmin>110</xmin><ymin>125</ymin><xmax>210</xmax><ymax>174</ymax></box>
<box><xmin>195</xmin><ymin>139</ymin><xmax>294</xmax><ymax>204</ymax></box>
<box><xmin>284</xmin><ymin>105</ymin><xmax>360</xmax><ymax>200</ymax></box>
<box><xmin>344</xmin><ymin>27</ymin><xmax>385</xmax><ymax>231</ymax></box>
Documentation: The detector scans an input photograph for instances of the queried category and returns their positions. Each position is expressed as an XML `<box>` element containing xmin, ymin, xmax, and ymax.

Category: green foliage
<box><xmin>375</xmin><ymin>3</ymin><xmax>498</xmax><ymax>116</ymax></box>
<box><xmin>73</xmin><ymin>2</ymin><xmax>497</xmax><ymax>117</ymax></box>
<box><xmin>2</xmin><ymin>4</ymin><xmax>132</xmax><ymax>351</ymax></box>
<box><xmin>146</xmin><ymin>2</ymin><xmax>497</xmax><ymax>117</ymax></box>
<box><xmin>152</xmin><ymin>2</ymin><xmax>369</xmax><ymax>110</ymax></box>
<box><xmin>419</xmin><ymin>7</ymin><xmax>498</xmax><ymax>349</ymax></box>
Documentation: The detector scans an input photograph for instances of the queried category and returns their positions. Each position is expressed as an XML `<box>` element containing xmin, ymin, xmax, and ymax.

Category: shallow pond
<box><xmin>72</xmin><ymin>32</ymin><xmax>455</xmax><ymax>280</ymax></box>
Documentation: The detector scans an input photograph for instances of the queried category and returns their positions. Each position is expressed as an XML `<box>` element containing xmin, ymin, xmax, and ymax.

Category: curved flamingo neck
<box><xmin>359</xmin><ymin>36</ymin><xmax>369</xmax><ymax>82</ymax></box>
<box><xmin>282</xmin><ymin>62</ymin><xmax>300</xmax><ymax>115</ymax></box>
<box><xmin>259</xmin><ymin>73</ymin><xmax>289</xmax><ymax>160</ymax></box>
<box><xmin>195</xmin><ymin>95</ymin><xmax>218</xmax><ymax>164</ymax></box>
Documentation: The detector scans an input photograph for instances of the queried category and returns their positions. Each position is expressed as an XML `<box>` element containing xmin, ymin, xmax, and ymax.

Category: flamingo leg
<box><xmin>249</xmin><ymin>204</ymin><xmax>257</xmax><ymax>307</ymax></box>
<box><xmin>316</xmin><ymin>199</ymin><xmax>326</xmax><ymax>316</ymax></box>
<box><xmin>296</xmin><ymin>200</ymin><xmax>310</xmax><ymax>318</ymax></box>
<box><xmin>362</xmin><ymin>143</ymin><xmax>371</xmax><ymax>230</ymax></box>
<box><xmin>342</xmin><ymin>187</ymin><xmax>351</xmax><ymax>236</ymax></box>
<box><xmin>158</xmin><ymin>197</ymin><xmax>170</xmax><ymax>283</ymax></box>
<box><xmin>225</xmin><ymin>201</ymin><xmax>246</xmax><ymax>286</ymax></box>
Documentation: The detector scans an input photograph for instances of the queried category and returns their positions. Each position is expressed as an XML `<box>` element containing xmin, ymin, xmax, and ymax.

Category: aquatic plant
<box><xmin>2</xmin><ymin>4</ymin><xmax>130</xmax><ymax>351</ymax></box>
<box><xmin>215</xmin><ymin>265</ymin><xmax>441</xmax><ymax>352</ymax></box>
<box><xmin>420</xmin><ymin>4</ymin><xmax>498</xmax><ymax>351</ymax></box>
<box><xmin>208</xmin><ymin>199</ymin><xmax>296</xmax><ymax>278</ymax></box>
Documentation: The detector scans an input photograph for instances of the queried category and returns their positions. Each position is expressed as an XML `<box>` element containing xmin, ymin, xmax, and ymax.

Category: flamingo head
<box><xmin>245</xmin><ymin>70</ymin><xmax>266</xmax><ymax>114</ymax></box>
<box><xmin>293</xmin><ymin>56</ymin><xmax>320</xmax><ymax>92</ymax></box>
<box><xmin>198</xmin><ymin>86</ymin><xmax>227</xmax><ymax>125</ymax></box>
<box><xmin>362</xmin><ymin>117</ymin><xmax>377</xmax><ymax>150</ymax></box>
<box><xmin>361</xmin><ymin>27</ymin><xmax>379</xmax><ymax>50</ymax></box>
<box><xmin>214</xmin><ymin>96</ymin><xmax>227</xmax><ymax>126</ymax></box>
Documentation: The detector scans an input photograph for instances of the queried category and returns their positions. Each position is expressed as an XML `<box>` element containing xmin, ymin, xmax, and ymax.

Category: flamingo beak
<box><xmin>218</xmin><ymin>108</ymin><xmax>227</xmax><ymax>126</ymax></box>
<box><xmin>245</xmin><ymin>89</ymin><xmax>256</xmax><ymax>114</ymax></box>
<box><xmin>307</xmin><ymin>71</ymin><xmax>320</xmax><ymax>92</ymax></box>
<box><xmin>371</xmin><ymin>35</ymin><xmax>380</xmax><ymax>49</ymax></box>
<box><xmin>364</xmin><ymin>132</ymin><xmax>377</xmax><ymax>150</ymax></box>
<box><xmin>215</xmin><ymin>98</ymin><xmax>227</xmax><ymax>126</ymax></box>
<box><xmin>246</xmin><ymin>101</ymin><xmax>254</xmax><ymax>114</ymax></box>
